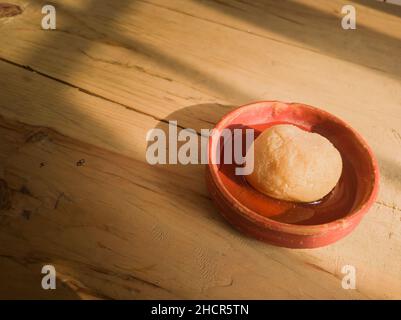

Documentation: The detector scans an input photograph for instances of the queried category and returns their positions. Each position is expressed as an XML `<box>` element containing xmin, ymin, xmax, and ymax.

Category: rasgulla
<box><xmin>245</xmin><ymin>124</ymin><xmax>343</xmax><ymax>203</ymax></box>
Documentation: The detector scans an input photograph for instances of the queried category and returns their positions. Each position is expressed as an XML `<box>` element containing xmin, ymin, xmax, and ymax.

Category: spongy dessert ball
<box><xmin>245</xmin><ymin>124</ymin><xmax>343</xmax><ymax>203</ymax></box>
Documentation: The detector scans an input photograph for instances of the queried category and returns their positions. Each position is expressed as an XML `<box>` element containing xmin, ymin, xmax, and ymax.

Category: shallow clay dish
<box><xmin>206</xmin><ymin>101</ymin><xmax>379</xmax><ymax>248</ymax></box>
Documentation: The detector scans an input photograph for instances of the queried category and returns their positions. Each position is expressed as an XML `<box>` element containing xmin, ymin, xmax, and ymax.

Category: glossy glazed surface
<box><xmin>207</xmin><ymin>101</ymin><xmax>379</xmax><ymax>247</ymax></box>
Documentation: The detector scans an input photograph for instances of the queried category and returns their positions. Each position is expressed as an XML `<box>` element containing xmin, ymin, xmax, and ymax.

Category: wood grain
<box><xmin>0</xmin><ymin>0</ymin><xmax>400</xmax><ymax>299</ymax></box>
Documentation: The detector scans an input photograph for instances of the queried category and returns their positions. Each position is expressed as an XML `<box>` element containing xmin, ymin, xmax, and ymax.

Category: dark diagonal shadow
<box><xmin>0</xmin><ymin>0</ymin><xmax>186</xmax><ymax>299</ymax></box>
<box><xmin>377</xmin><ymin>156</ymin><xmax>401</xmax><ymax>193</ymax></box>
<box><xmin>197</xmin><ymin>0</ymin><xmax>401</xmax><ymax>82</ymax></box>
<box><xmin>352</xmin><ymin>0</ymin><xmax>401</xmax><ymax>18</ymax></box>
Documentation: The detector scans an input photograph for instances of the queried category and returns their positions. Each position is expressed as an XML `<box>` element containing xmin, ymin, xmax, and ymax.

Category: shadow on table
<box><xmin>352</xmin><ymin>0</ymin><xmax>401</xmax><ymax>18</ymax></box>
<box><xmin>2</xmin><ymin>0</ymin><xmax>254</xmax><ymax>300</ymax></box>
<box><xmin>198</xmin><ymin>0</ymin><xmax>401</xmax><ymax>82</ymax></box>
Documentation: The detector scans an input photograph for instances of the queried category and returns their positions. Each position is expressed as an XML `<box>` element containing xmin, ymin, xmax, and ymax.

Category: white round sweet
<box><xmin>245</xmin><ymin>124</ymin><xmax>343</xmax><ymax>203</ymax></box>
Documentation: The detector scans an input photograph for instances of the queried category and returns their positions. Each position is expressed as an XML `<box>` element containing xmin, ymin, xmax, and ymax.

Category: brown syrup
<box><xmin>218</xmin><ymin>122</ymin><xmax>358</xmax><ymax>225</ymax></box>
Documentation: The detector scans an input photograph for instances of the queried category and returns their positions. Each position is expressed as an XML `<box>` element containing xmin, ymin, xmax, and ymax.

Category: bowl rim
<box><xmin>207</xmin><ymin>100</ymin><xmax>380</xmax><ymax>235</ymax></box>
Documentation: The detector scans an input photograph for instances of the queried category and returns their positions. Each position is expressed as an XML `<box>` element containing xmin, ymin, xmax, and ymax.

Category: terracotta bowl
<box><xmin>206</xmin><ymin>101</ymin><xmax>379</xmax><ymax>248</ymax></box>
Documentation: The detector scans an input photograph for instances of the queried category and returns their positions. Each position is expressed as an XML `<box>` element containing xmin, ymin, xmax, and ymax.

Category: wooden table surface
<box><xmin>0</xmin><ymin>0</ymin><xmax>401</xmax><ymax>299</ymax></box>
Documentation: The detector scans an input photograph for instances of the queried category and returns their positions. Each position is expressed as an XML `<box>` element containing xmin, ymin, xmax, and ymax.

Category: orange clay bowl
<box><xmin>206</xmin><ymin>101</ymin><xmax>379</xmax><ymax>248</ymax></box>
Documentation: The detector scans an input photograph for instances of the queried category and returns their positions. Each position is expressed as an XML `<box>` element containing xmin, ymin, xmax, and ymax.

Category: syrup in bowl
<box><xmin>217</xmin><ymin>122</ymin><xmax>358</xmax><ymax>226</ymax></box>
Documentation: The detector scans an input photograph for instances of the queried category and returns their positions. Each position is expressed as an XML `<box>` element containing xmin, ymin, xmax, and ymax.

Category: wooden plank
<box><xmin>1</xmin><ymin>0</ymin><xmax>400</xmax><ymax>124</ymax></box>
<box><xmin>0</xmin><ymin>107</ymin><xmax>369</xmax><ymax>299</ymax></box>
<box><xmin>1</xmin><ymin>0</ymin><xmax>400</xmax><ymax>207</ymax></box>
<box><xmin>0</xmin><ymin>61</ymin><xmax>401</xmax><ymax>299</ymax></box>
<box><xmin>0</xmin><ymin>0</ymin><xmax>400</xmax><ymax>298</ymax></box>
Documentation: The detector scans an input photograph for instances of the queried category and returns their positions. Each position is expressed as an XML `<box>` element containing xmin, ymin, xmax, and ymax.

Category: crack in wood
<box><xmin>0</xmin><ymin>253</ymin><xmax>173</xmax><ymax>297</ymax></box>
<box><xmin>137</xmin><ymin>0</ymin><xmax>398</xmax><ymax>79</ymax></box>
<box><xmin>54</xmin><ymin>192</ymin><xmax>65</xmax><ymax>210</ymax></box>
<box><xmin>137</xmin><ymin>0</ymin><xmax>318</xmax><ymax>53</ymax></box>
<box><xmin>86</xmin><ymin>264</ymin><xmax>172</xmax><ymax>294</ymax></box>
<box><xmin>375</xmin><ymin>200</ymin><xmax>401</xmax><ymax>213</ymax></box>
<box><xmin>0</xmin><ymin>57</ymin><xmax>199</xmax><ymax>134</ymax></box>
<box><xmin>392</xmin><ymin>128</ymin><xmax>401</xmax><ymax>144</ymax></box>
